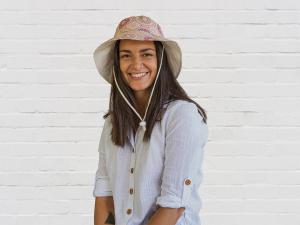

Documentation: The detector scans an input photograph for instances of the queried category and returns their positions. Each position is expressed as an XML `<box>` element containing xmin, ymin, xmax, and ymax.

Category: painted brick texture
<box><xmin>1</xmin><ymin>1</ymin><xmax>300</xmax><ymax>225</ymax></box>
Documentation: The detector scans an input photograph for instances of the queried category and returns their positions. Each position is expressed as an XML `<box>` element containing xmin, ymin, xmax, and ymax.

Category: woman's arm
<box><xmin>147</xmin><ymin>207</ymin><xmax>185</xmax><ymax>225</ymax></box>
<box><xmin>154</xmin><ymin>102</ymin><xmax>208</xmax><ymax>224</ymax></box>
<box><xmin>94</xmin><ymin>118</ymin><xmax>115</xmax><ymax>224</ymax></box>
<box><xmin>94</xmin><ymin>196</ymin><xmax>115</xmax><ymax>225</ymax></box>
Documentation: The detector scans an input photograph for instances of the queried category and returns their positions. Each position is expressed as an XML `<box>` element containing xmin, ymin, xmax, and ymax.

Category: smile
<box><xmin>128</xmin><ymin>72</ymin><xmax>149</xmax><ymax>79</ymax></box>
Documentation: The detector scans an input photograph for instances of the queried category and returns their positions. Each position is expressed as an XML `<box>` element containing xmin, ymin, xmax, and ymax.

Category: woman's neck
<box><xmin>134</xmin><ymin>91</ymin><xmax>150</xmax><ymax>118</ymax></box>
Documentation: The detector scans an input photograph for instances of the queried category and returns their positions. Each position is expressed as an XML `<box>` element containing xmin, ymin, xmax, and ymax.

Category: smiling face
<box><xmin>119</xmin><ymin>40</ymin><xmax>158</xmax><ymax>98</ymax></box>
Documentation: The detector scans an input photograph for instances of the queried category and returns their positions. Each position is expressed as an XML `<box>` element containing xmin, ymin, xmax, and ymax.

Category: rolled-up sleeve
<box><xmin>156</xmin><ymin>102</ymin><xmax>208</xmax><ymax>208</ymax></box>
<box><xmin>93</xmin><ymin>118</ymin><xmax>113</xmax><ymax>197</ymax></box>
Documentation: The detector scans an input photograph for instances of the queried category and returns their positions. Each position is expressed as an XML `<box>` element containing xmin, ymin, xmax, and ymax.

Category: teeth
<box><xmin>130</xmin><ymin>72</ymin><xmax>148</xmax><ymax>78</ymax></box>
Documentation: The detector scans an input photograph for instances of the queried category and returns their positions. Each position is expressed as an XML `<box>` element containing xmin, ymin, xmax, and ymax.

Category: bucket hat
<box><xmin>93</xmin><ymin>15</ymin><xmax>182</xmax><ymax>131</ymax></box>
<box><xmin>93</xmin><ymin>15</ymin><xmax>182</xmax><ymax>84</ymax></box>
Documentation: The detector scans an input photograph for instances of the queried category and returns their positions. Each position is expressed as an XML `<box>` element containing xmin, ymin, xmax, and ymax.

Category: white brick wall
<box><xmin>1</xmin><ymin>0</ymin><xmax>300</xmax><ymax>225</ymax></box>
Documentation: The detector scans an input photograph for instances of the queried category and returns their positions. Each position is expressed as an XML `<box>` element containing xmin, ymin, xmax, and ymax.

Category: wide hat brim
<box><xmin>93</xmin><ymin>35</ymin><xmax>182</xmax><ymax>84</ymax></box>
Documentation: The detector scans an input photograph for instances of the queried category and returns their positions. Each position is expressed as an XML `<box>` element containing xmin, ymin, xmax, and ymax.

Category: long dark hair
<box><xmin>104</xmin><ymin>40</ymin><xmax>207</xmax><ymax>147</ymax></box>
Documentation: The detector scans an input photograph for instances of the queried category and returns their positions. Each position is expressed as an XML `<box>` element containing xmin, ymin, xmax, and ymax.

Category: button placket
<box><xmin>126</xmin><ymin>147</ymin><xmax>136</xmax><ymax>220</ymax></box>
<box><xmin>125</xmin><ymin>127</ymin><xmax>141</xmax><ymax>223</ymax></box>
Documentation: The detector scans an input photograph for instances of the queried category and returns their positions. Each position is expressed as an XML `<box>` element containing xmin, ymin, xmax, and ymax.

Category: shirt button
<box><xmin>185</xmin><ymin>179</ymin><xmax>192</xmax><ymax>185</ymax></box>
<box><xmin>127</xmin><ymin>208</ymin><xmax>132</xmax><ymax>214</ymax></box>
<box><xmin>130</xmin><ymin>168</ymin><xmax>134</xmax><ymax>173</ymax></box>
<box><xmin>129</xmin><ymin>188</ymin><xmax>134</xmax><ymax>194</ymax></box>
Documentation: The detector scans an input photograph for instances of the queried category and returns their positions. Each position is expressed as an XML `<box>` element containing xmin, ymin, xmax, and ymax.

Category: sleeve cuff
<box><xmin>156</xmin><ymin>195</ymin><xmax>184</xmax><ymax>208</ymax></box>
<box><xmin>93</xmin><ymin>178</ymin><xmax>113</xmax><ymax>197</ymax></box>
<box><xmin>156</xmin><ymin>178</ymin><xmax>193</xmax><ymax>208</ymax></box>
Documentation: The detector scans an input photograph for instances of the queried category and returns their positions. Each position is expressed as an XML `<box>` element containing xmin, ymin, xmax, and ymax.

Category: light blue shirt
<box><xmin>93</xmin><ymin>100</ymin><xmax>208</xmax><ymax>225</ymax></box>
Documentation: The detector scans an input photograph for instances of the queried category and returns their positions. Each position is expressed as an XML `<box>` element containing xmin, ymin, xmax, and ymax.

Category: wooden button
<box><xmin>130</xmin><ymin>168</ymin><xmax>134</xmax><ymax>173</ymax></box>
<box><xmin>127</xmin><ymin>208</ymin><xmax>132</xmax><ymax>214</ymax></box>
<box><xmin>185</xmin><ymin>179</ymin><xmax>192</xmax><ymax>185</ymax></box>
<box><xmin>129</xmin><ymin>188</ymin><xmax>134</xmax><ymax>194</ymax></box>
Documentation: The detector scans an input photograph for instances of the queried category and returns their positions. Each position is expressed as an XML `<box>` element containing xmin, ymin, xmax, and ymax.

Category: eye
<box><xmin>120</xmin><ymin>54</ymin><xmax>130</xmax><ymax>59</ymax></box>
<box><xmin>143</xmin><ymin>53</ymin><xmax>153</xmax><ymax>57</ymax></box>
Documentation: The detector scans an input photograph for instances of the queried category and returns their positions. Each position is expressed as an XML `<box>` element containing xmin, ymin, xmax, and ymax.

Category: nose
<box><xmin>132</xmin><ymin>56</ymin><xmax>144</xmax><ymax>70</ymax></box>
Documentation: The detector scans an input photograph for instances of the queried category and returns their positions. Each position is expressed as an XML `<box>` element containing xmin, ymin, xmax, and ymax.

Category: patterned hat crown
<box><xmin>114</xmin><ymin>16</ymin><xmax>164</xmax><ymax>40</ymax></box>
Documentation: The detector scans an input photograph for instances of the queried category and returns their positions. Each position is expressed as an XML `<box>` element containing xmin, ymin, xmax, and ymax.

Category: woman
<box><xmin>93</xmin><ymin>15</ymin><xmax>208</xmax><ymax>225</ymax></box>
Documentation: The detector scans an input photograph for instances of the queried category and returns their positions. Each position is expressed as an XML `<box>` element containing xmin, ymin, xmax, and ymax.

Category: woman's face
<box><xmin>119</xmin><ymin>40</ymin><xmax>158</xmax><ymax>97</ymax></box>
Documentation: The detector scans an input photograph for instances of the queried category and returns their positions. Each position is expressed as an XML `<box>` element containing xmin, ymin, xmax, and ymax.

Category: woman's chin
<box><xmin>130</xmin><ymin>84</ymin><xmax>151</xmax><ymax>93</ymax></box>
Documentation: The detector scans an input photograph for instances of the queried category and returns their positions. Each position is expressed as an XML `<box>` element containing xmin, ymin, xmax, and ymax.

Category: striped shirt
<box><xmin>93</xmin><ymin>100</ymin><xmax>208</xmax><ymax>225</ymax></box>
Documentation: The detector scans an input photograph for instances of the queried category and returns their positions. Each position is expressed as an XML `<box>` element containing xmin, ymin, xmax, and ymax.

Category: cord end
<box><xmin>139</xmin><ymin>121</ymin><xmax>146</xmax><ymax>131</ymax></box>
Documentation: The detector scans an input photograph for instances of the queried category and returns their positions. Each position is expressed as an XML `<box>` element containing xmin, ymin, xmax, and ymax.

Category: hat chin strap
<box><xmin>113</xmin><ymin>45</ymin><xmax>165</xmax><ymax>132</ymax></box>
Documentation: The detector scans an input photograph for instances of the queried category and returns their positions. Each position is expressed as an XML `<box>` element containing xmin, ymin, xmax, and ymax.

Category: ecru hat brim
<box><xmin>93</xmin><ymin>36</ymin><xmax>182</xmax><ymax>84</ymax></box>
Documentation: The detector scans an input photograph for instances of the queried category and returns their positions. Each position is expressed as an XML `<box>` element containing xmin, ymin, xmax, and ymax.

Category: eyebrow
<box><xmin>119</xmin><ymin>48</ymin><xmax>155</xmax><ymax>53</ymax></box>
